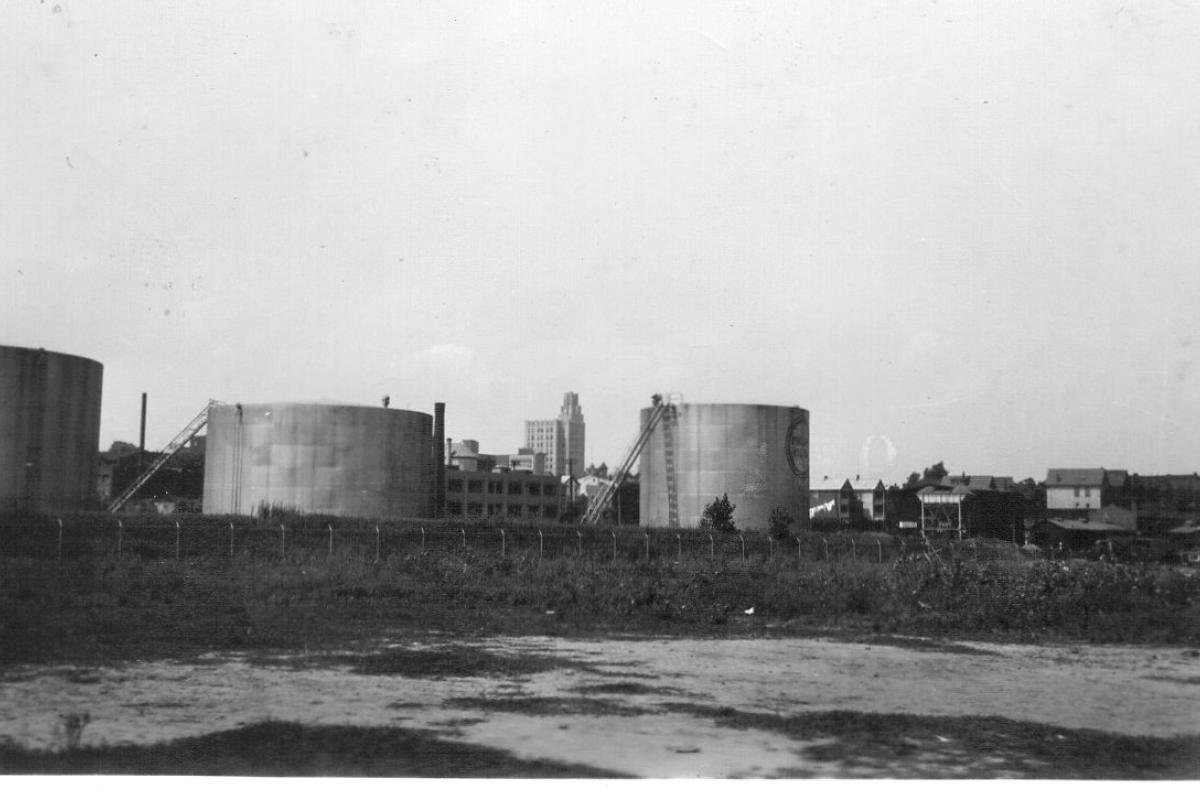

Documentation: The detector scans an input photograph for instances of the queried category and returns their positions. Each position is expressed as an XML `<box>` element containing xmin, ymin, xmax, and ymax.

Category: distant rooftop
<box><xmin>1046</xmin><ymin>468</ymin><xmax>1106</xmax><ymax>486</ymax></box>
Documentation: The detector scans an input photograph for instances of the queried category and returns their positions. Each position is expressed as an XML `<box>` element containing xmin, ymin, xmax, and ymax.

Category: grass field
<box><xmin>2</xmin><ymin>512</ymin><xmax>1199</xmax><ymax>668</ymax></box>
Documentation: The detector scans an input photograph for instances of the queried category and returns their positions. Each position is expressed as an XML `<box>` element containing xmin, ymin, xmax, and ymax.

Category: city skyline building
<box><xmin>525</xmin><ymin>392</ymin><xmax>585</xmax><ymax>479</ymax></box>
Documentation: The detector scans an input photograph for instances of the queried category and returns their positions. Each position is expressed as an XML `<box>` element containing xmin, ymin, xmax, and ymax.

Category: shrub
<box><xmin>768</xmin><ymin>506</ymin><xmax>794</xmax><ymax>540</ymax></box>
<box><xmin>700</xmin><ymin>494</ymin><xmax>737</xmax><ymax>536</ymax></box>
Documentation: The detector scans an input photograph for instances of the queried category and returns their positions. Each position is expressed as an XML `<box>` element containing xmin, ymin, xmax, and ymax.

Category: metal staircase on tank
<box><xmin>581</xmin><ymin>393</ymin><xmax>679</xmax><ymax>526</ymax></box>
<box><xmin>661</xmin><ymin>401</ymin><xmax>679</xmax><ymax>528</ymax></box>
<box><xmin>107</xmin><ymin>401</ymin><xmax>216</xmax><ymax>513</ymax></box>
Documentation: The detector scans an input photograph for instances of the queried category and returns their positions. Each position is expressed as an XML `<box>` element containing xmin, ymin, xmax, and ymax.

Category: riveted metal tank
<box><xmin>202</xmin><ymin>403</ymin><xmax>434</xmax><ymax>518</ymax></box>
<box><xmin>639</xmin><ymin>403</ymin><xmax>809</xmax><ymax>531</ymax></box>
<box><xmin>0</xmin><ymin>345</ymin><xmax>104</xmax><ymax>513</ymax></box>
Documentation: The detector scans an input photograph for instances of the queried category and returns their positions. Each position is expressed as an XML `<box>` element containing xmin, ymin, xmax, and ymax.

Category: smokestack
<box><xmin>138</xmin><ymin>392</ymin><xmax>147</xmax><ymax>475</ymax></box>
<box><xmin>433</xmin><ymin>402</ymin><xmax>446</xmax><ymax>518</ymax></box>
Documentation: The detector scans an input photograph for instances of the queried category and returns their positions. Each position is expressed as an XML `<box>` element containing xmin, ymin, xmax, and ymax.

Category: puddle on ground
<box><xmin>1</xmin><ymin>636</ymin><xmax>1198</xmax><ymax>777</ymax></box>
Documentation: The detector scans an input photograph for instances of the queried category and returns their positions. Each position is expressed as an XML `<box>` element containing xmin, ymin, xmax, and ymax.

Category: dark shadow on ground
<box><xmin>444</xmin><ymin>695</ymin><xmax>650</xmax><ymax>717</ymax></box>
<box><xmin>248</xmin><ymin>643</ymin><xmax>589</xmax><ymax>679</ymax></box>
<box><xmin>836</xmin><ymin>634</ymin><xmax>996</xmax><ymax>656</ymax></box>
<box><xmin>573</xmin><ymin>681</ymin><xmax>661</xmax><ymax>695</ymax></box>
<box><xmin>0</xmin><ymin>720</ymin><xmax>630</xmax><ymax>777</ymax></box>
<box><xmin>661</xmin><ymin>703</ymin><xmax>1200</xmax><ymax>779</ymax></box>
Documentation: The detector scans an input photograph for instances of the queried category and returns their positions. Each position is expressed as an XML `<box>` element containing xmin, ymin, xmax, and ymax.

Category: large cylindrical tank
<box><xmin>0</xmin><ymin>345</ymin><xmax>104</xmax><ymax>513</ymax></box>
<box><xmin>203</xmin><ymin>403</ymin><xmax>434</xmax><ymax>518</ymax></box>
<box><xmin>639</xmin><ymin>403</ymin><xmax>809</xmax><ymax>531</ymax></box>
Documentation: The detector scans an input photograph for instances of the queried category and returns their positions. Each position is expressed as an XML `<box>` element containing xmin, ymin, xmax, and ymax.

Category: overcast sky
<box><xmin>4</xmin><ymin>1</ymin><xmax>1199</xmax><ymax>484</ymax></box>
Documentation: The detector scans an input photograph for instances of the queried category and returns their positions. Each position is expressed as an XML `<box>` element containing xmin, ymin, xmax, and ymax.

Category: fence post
<box><xmin>877</xmin><ymin>540</ymin><xmax>883</xmax><ymax>563</ymax></box>
<box><xmin>644</xmin><ymin>531</ymin><xmax>650</xmax><ymax>560</ymax></box>
<box><xmin>327</xmin><ymin>523</ymin><xmax>333</xmax><ymax>559</ymax></box>
<box><xmin>57</xmin><ymin>518</ymin><xmax>63</xmax><ymax>560</ymax></box>
<box><xmin>117</xmin><ymin>519</ymin><xmax>123</xmax><ymax>559</ymax></box>
<box><xmin>175</xmin><ymin>521</ymin><xmax>181</xmax><ymax>560</ymax></box>
<box><xmin>375</xmin><ymin>525</ymin><xmax>381</xmax><ymax>563</ymax></box>
<box><xmin>462</xmin><ymin>527</ymin><xmax>467</xmax><ymax>549</ymax></box>
<box><xmin>280</xmin><ymin>523</ymin><xmax>286</xmax><ymax>560</ymax></box>
<box><xmin>500</xmin><ymin>528</ymin><xmax>506</xmax><ymax>558</ymax></box>
<box><xmin>421</xmin><ymin>527</ymin><xmax>426</xmax><ymax>551</ymax></box>
<box><xmin>538</xmin><ymin>529</ymin><xmax>544</xmax><ymax>561</ymax></box>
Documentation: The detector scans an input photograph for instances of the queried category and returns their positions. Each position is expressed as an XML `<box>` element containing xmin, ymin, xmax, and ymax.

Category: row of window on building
<box><xmin>446</xmin><ymin>478</ymin><xmax>557</xmax><ymax>496</ymax></box>
<box><xmin>444</xmin><ymin>500</ymin><xmax>559</xmax><ymax>519</ymax></box>
<box><xmin>444</xmin><ymin>467</ymin><xmax>562</xmax><ymax>520</ymax></box>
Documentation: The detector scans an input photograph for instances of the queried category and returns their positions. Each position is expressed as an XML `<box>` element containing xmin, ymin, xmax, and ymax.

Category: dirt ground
<box><xmin>2</xmin><ymin>635</ymin><xmax>1199</xmax><ymax>778</ymax></box>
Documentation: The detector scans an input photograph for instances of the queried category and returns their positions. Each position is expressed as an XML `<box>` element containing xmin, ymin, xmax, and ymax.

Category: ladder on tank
<box><xmin>662</xmin><ymin>402</ymin><xmax>679</xmax><ymax>528</ymax></box>
<box><xmin>580</xmin><ymin>393</ymin><xmax>679</xmax><ymax>526</ymax></box>
<box><xmin>107</xmin><ymin>401</ymin><xmax>215</xmax><ymax>513</ymax></box>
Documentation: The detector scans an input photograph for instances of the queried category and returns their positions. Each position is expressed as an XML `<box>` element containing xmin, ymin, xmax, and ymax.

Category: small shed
<box><xmin>1167</xmin><ymin>521</ymin><xmax>1200</xmax><ymax>562</ymax></box>
<box><xmin>1034</xmin><ymin>517</ymin><xmax>1134</xmax><ymax>552</ymax></box>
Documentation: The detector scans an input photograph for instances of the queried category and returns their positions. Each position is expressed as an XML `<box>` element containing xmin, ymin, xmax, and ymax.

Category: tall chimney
<box><xmin>137</xmin><ymin>392</ymin><xmax>147</xmax><ymax>476</ymax></box>
<box><xmin>433</xmin><ymin>402</ymin><xmax>446</xmax><ymax>518</ymax></box>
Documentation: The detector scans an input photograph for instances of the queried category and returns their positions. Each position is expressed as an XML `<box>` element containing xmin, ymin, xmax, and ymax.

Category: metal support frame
<box><xmin>919</xmin><ymin>494</ymin><xmax>965</xmax><ymax>539</ymax></box>
<box><xmin>107</xmin><ymin>401</ymin><xmax>215</xmax><ymax>512</ymax></box>
<box><xmin>581</xmin><ymin>393</ymin><xmax>678</xmax><ymax>525</ymax></box>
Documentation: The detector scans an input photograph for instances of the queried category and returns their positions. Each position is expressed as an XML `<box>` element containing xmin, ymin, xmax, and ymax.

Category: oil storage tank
<box><xmin>0</xmin><ymin>345</ymin><xmax>104</xmax><ymax>513</ymax></box>
<box><xmin>203</xmin><ymin>403</ymin><xmax>434</xmax><ymax>518</ymax></box>
<box><xmin>639</xmin><ymin>403</ymin><xmax>809</xmax><ymax>531</ymax></box>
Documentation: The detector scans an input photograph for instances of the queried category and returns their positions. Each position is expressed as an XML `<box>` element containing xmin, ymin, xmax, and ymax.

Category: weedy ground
<box><xmin>2</xmin><ymin>518</ymin><xmax>1198</xmax><ymax>667</ymax></box>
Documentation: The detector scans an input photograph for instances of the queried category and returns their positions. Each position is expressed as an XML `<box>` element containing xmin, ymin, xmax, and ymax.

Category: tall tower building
<box><xmin>525</xmin><ymin>392</ymin><xmax>585</xmax><ymax>478</ymax></box>
<box><xmin>559</xmin><ymin>391</ymin><xmax>585</xmax><ymax>480</ymax></box>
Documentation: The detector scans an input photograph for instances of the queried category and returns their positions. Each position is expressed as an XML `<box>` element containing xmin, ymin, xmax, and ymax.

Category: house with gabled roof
<box><xmin>847</xmin><ymin>476</ymin><xmax>887</xmax><ymax>522</ymax></box>
<box><xmin>809</xmin><ymin>476</ymin><xmax>846</xmax><ymax>520</ymax></box>
<box><xmin>1045</xmin><ymin>468</ymin><xmax>1129</xmax><ymax>514</ymax></box>
<box><xmin>948</xmin><ymin>474</ymin><xmax>1018</xmax><ymax>492</ymax></box>
<box><xmin>991</xmin><ymin>476</ymin><xmax>1017</xmax><ymax>492</ymax></box>
<box><xmin>808</xmin><ymin>475</ymin><xmax>887</xmax><ymax>524</ymax></box>
<box><xmin>1129</xmin><ymin>473</ymin><xmax>1200</xmax><ymax>533</ymax></box>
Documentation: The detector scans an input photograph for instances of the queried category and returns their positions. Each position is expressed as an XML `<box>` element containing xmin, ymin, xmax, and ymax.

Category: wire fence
<box><xmin>0</xmin><ymin>514</ymin><xmax>1030</xmax><ymax>567</ymax></box>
